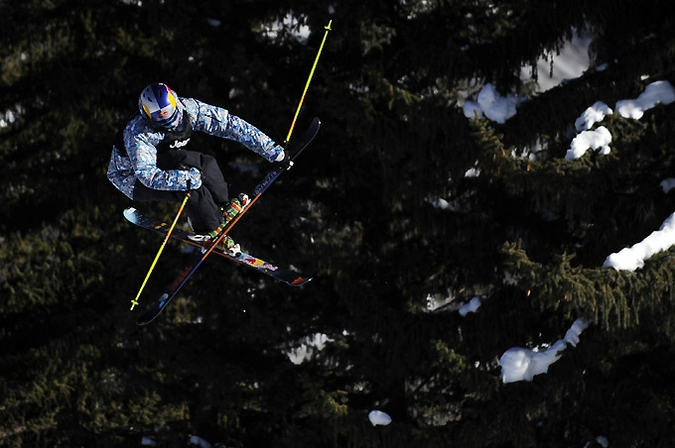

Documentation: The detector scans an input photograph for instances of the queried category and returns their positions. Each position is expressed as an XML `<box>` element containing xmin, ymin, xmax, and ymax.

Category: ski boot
<box><xmin>187</xmin><ymin>194</ymin><xmax>249</xmax><ymax>255</ymax></box>
<box><xmin>187</xmin><ymin>229</ymin><xmax>241</xmax><ymax>257</ymax></box>
<box><xmin>220</xmin><ymin>234</ymin><xmax>242</xmax><ymax>257</ymax></box>
<box><xmin>221</xmin><ymin>193</ymin><xmax>250</xmax><ymax>223</ymax></box>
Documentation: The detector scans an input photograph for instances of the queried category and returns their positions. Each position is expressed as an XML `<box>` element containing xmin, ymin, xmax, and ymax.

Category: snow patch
<box><xmin>566</xmin><ymin>80</ymin><xmax>675</xmax><ymax>160</ymax></box>
<box><xmin>429</xmin><ymin>197</ymin><xmax>461</xmax><ymax>212</ymax></box>
<box><xmin>459</xmin><ymin>296</ymin><xmax>482</xmax><ymax>316</ymax></box>
<box><xmin>188</xmin><ymin>436</ymin><xmax>211</xmax><ymax>448</ymax></box>
<box><xmin>661</xmin><ymin>178</ymin><xmax>675</xmax><ymax>194</ymax></box>
<box><xmin>368</xmin><ymin>410</ymin><xmax>392</xmax><ymax>426</ymax></box>
<box><xmin>615</xmin><ymin>80</ymin><xmax>675</xmax><ymax>119</ymax></box>
<box><xmin>287</xmin><ymin>333</ymin><xmax>331</xmax><ymax>365</ymax></box>
<box><xmin>565</xmin><ymin>126</ymin><xmax>612</xmax><ymax>161</ymax></box>
<box><xmin>575</xmin><ymin>101</ymin><xmax>613</xmax><ymax>132</ymax></box>
<box><xmin>583</xmin><ymin>436</ymin><xmax>609</xmax><ymax>448</ymax></box>
<box><xmin>262</xmin><ymin>13</ymin><xmax>310</xmax><ymax>42</ymax></box>
<box><xmin>520</xmin><ymin>28</ymin><xmax>592</xmax><ymax>92</ymax></box>
<box><xmin>499</xmin><ymin>318</ymin><xmax>590</xmax><ymax>383</ymax></box>
<box><xmin>463</xmin><ymin>80</ymin><xmax>675</xmax><ymax>164</ymax></box>
<box><xmin>463</xmin><ymin>83</ymin><xmax>525</xmax><ymax>124</ymax></box>
<box><xmin>603</xmin><ymin>212</ymin><xmax>675</xmax><ymax>271</ymax></box>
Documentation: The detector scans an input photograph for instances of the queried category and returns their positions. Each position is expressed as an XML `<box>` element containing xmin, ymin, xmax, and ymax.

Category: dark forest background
<box><xmin>3</xmin><ymin>0</ymin><xmax>675</xmax><ymax>447</ymax></box>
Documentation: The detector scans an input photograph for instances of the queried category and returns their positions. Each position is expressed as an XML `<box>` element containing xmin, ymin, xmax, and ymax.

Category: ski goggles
<box><xmin>150</xmin><ymin>104</ymin><xmax>182</xmax><ymax>130</ymax></box>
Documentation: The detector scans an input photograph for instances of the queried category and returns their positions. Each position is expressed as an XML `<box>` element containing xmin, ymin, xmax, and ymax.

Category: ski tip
<box><xmin>135</xmin><ymin>313</ymin><xmax>157</xmax><ymax>326</ymax></box>
<box><xmin>123</xmin><ymin>207</ymin><xmax>138</xmax><ymax>220</ymax></box>
<box><xmin>290</xmin><ymin>276</ymin><xmax>313</xmax><ymax>287</ymax></box>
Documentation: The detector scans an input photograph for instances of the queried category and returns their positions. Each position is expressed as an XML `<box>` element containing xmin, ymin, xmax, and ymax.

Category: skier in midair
<box><xmin>107</xmin><ymin>82</ymin><xmax>291</xmax><ymax>255</ymax></box>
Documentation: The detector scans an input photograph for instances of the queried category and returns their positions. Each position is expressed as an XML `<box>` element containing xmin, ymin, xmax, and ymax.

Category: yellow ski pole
<box><xmin>130</xmin><ymin>193</ymin><xmax>190</xmax><ymax>310</ymax></box>
<box><xmin>285</xmin><ymin>19</ymin><xmax>332</xmax><ymax>143</ymax></box>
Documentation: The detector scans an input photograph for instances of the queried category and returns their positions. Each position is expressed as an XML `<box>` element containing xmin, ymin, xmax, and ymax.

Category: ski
<box><xmin>123</xmin><ymin>207</ymin><xmax>312</xmax><ymax>286</ymax></box>
<box><xmin>132</xmin><ymin>117</ymin><xmax>320</xmax><ymax>326</ymax></box>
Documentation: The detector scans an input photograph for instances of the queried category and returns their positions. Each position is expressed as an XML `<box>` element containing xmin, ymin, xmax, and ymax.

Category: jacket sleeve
<box><xmin>106</xmin><ymin>144</ymin><xmax>136</xmax><ymax>199</ymax></box>
<box><xmin>185</xmin><ymin>98</ymin><xmax>283</xmax><ymax>162</ymax></box>
<box><xmin>124</xmin><ymin>119</ymin><xmax>202</xmax><ymax>192</ymax></box>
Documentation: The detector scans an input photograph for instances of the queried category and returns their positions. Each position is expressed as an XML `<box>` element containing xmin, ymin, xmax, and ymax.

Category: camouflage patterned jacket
<box><xmin>107</xmin><ymin>97</ymin><xmax>282</xmax><ymax>199</ymax></box>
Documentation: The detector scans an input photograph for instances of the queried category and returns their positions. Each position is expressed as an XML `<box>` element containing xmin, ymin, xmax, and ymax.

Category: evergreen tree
<box><xmin>2</xmin><ymin>0</ymin><xmax>675</xmax><ymax>447</ymax></box>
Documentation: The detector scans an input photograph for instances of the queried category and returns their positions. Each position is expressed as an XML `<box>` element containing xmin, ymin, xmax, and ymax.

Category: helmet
<box><xmin>138</xmin><ymin>83</ymin><xmax>183</xmax><ymax>129</ymax></box>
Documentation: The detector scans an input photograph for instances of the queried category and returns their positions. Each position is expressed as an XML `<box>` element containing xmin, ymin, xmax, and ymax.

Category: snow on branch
<box><xmin>499</xmin><ymin>318</ymin><xmax>591</xmax><ymax>383</ymax></box>
<box><xmin>461</xmin><ymin>80</ymin><xmax>675</xmax><ymax>161</ymax></box>
<box><xmin>567</xmin><ymin>80</ymin><xmax>675</xmax><ymax>160</ymax></box>
<box><xmin>462</xmin><ymin>83</ymin><xmax>526</xmax><ymax>124</ymax></box>
<box><xmin>564</xmin><ymin>126</ymin><xmax>612</xmax><ymax>161</ymax></box>
<box><xmin>603</xmin><ymin>212</ymin><xmax>675</xmax><ymax>271</ymax></box>
<box><xmin>615</xmin><ymin>80</ymin><xmax>675</xmax><ymax>119</ymax></box>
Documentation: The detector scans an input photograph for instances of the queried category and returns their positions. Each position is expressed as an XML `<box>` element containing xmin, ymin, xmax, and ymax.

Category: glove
<box><xmin>274</xmin><ymin>149</ymin><xmax>294</xmax><ymax>171</ymax></box>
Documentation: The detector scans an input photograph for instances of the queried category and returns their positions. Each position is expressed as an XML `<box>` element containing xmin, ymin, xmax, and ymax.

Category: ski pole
<box><xmin>285</xmin><ymin>19</ymin><xmax>332</xmax><ymax>144</ymax></box>
<box><xmin>130</xmin><ymin>193</ymin><xmax>190</xmax><ymax>310</ymax></box>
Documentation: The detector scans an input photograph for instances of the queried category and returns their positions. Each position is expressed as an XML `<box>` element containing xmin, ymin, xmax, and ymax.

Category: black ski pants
<box><xmin>133</xmin><ymin>150</ymin><xmax>229</xmax><ymax>232</ymax></box>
